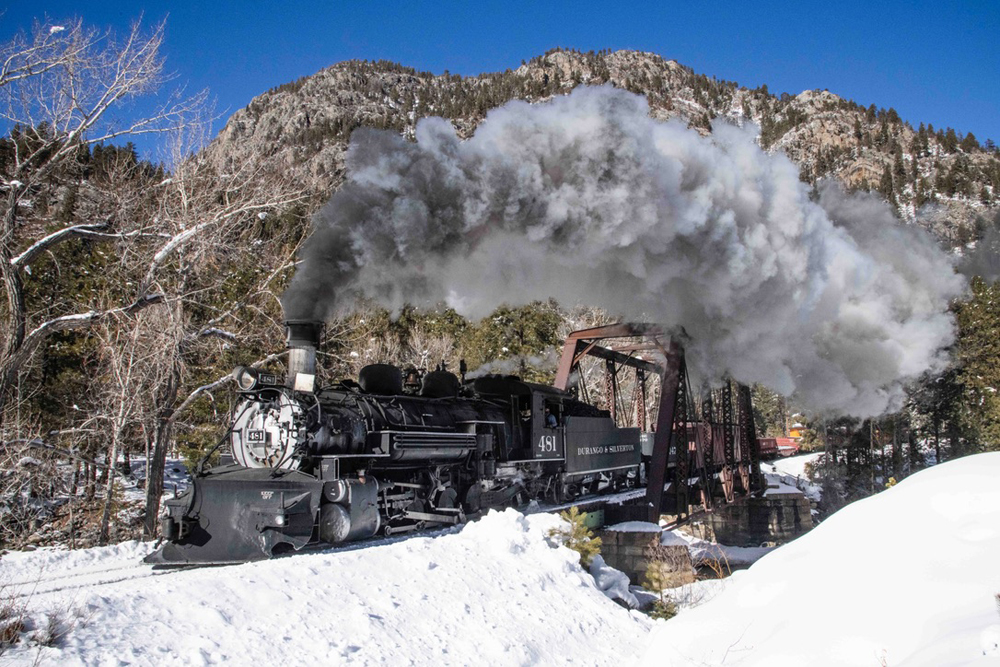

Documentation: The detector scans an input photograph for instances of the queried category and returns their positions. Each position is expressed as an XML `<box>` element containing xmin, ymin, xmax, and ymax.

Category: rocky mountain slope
<box><xmin>203</xmin><ymin>48</ymin><xmax>999</xmax><ymax>243</ymax></box>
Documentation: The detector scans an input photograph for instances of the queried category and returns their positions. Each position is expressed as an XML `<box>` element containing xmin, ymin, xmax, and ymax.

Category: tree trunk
<box><xmin>98</xmin><ymin>439</ymin><xmax>119</xmax><ymax>546</ymax></box>
<box><xmin>0</xmin><ymin>189</ymin><xmax>26</xmax><ymax>419</ymax></box>
<box><xmin>144</xmin><ymin>356</ymin><xmax>180</xmax><ymax>539</ymax></box>
<box><xmin>71</xmin><ymin>460</ymin><xmax>81</xmax><ymax>496</ymax></box>
<box><xmin>891</xmin><ymin>415</ymin><xmax>902</xmax><ymax>479</ymax></box>
<box><xmin>85</xmin><ymin>461</ymin><xmax>96</xmax><ymax>500</ymax></box>
<box><xmin>143</xmin><ymin>417</ymin><xmax>173</xmax><ymax>539</ymax></box>
<box><xmin>934</xmin><ymin>415</ymin><xmax>941</xmax><ymax>464</ymax></box>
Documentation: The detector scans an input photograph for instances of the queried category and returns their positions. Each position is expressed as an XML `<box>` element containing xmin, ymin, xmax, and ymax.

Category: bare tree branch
<box><xmin>2</xmin><ymin>293</ymin><xmax>164</xmax><ymax>393</ymax></box>
<box><xmin>10</xmin><ymin>222</ymin><xmax>109</xmax><ymax>268</ymax></box>
<box><xmin>166</xmin><ymin>351</ymin><xmax>287</xmax><ymax>428</ymax></box>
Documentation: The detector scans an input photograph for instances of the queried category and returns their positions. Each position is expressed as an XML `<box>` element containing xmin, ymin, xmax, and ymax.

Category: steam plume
<box><xmin>283</xmin><ymin>86</ymin><xmax>965</xmax><ymax>416</ymax></box>
<box><xmin>465</xmin><ymin>350</ymin><xmax>560</xmax><ymax>380</ymax></box>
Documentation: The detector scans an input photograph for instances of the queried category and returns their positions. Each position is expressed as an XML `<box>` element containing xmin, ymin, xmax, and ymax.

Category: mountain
<box><xmin>202</xmin><ymin>48</ymin><xmax>1000</xmax><ymax>244</ymax></box>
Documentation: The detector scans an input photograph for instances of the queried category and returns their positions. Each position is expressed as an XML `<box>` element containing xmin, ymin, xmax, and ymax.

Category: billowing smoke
<box><xmin>283</xmin><ymin>86</ymin><xmax>965</xmax><ymax>417</ymax></box>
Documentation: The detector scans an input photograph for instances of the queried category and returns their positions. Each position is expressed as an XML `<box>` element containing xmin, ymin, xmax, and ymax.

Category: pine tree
<box><xmin>878</xmin><ymin>164</ymin><xmax>895</xmax><ymax>201</ymax></box>
<box><xmin>960</xmin><ymin>132</ymin><xmax>980</xmax><ymax>152</ymax></box>
<box><xmin>944</xmin><ymin>128</ymin><xmax>959</xmax><ymax>152</ymax></box>
<box><xmin>953</xmin><ymin>278</ymin><xmax>1000</xmax><ymax>449</ymax></box>
<box><xmin>547</xmin><ymin>506</ymin><xmax>602</xmax><ymax>567</ymax></box>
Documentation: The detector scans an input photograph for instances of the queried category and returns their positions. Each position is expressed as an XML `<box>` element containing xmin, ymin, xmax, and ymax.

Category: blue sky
<box><xmin>2</xmin><ymin>1</ymin><xmax>997</xmax><ymax>161</ymax></box>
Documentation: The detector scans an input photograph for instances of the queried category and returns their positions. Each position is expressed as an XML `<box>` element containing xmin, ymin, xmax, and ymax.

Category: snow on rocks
<box><xmin>982</xmin><ymin>624</ymin><xmax>1000</xmax><ymax>657</ymax></box>
<box><xmin>2</xmin><ymin>509</ymin><xmax>654</xmax><ymax>665</ymax></box>
<box><xmin>642</xmin><ymin>452</ymin><xmax>1000</xmax><ymax>666</ymax></box>
<box><xmin>764</xmin><ymin>452</ymin><xmax>822</xmax><ymax>480</ymax></box>
<box><xmin>589</xmin><ymin>554</ymin><xmax>639</xmax><ymax>608</ymax></box>
<box><xmin>604</xmin><ymin>521</ymin><xmax>662</xmax><ymax>533</ymax></box>
<box><xmin>669</xmin><ymin>531</ymin><xmax>776</xmax><ymax>569</ymax></box>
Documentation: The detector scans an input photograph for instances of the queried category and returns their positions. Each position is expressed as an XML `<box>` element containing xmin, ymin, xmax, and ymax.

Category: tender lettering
<box><xmin>575</xmin><ymin>443</ymin><xmax>635</xmax><ymax>456</ymax></box>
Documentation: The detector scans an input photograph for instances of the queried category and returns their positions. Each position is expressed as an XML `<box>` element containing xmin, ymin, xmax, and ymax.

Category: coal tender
<box><xmin>147</xmin><ymin>321</ymin><xmax>641</xmax><ymax>564</ymax></box>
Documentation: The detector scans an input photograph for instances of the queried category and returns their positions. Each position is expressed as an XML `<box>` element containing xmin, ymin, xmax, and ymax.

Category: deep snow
<box><xmin>3</xmin><ymin>453</ymin><xmax>999</xmax><ymax>666</ymax></box>
<box><xmin>643</xmin><ymin>452</ymin><xmax>1000</xmax><ymax>665</ymax></box>
<box><xmin>1</xmin><ymin>510</ymin><xmax>653</xmax><ymax>666</ymax></box>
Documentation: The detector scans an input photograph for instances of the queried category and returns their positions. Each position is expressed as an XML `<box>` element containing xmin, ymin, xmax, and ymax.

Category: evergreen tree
<box><xmin>943</xmin><ymin>128</ymin><xmax>959</xmax><ymax>152</ymax></box>
<box><xmin>878</xmin><ymin>164</ymin><xmax>895</xmax><ymax>201</ymax></box>
<box><xmin>960</xmin><ymin>132</ymin><xmax>980</xmax><ymax>152</ymax></box>
<box><xmin>953</xmin><ymin>278</ymin><xmax>1000</xmax><ymax>450</ymax></box>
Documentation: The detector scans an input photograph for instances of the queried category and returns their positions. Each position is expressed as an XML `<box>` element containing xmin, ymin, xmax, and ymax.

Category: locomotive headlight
<box><xmin>233</xmin><ymin>366</ymin><xmax>258</xmax><ymax>392</ymax></box>
<box><xmin>274</xmin><ymin>514</ymin><xmax>285</xmax><ymax>527</ymax></box>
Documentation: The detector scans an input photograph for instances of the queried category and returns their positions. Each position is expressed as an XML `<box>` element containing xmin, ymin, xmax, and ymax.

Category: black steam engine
<box><xmin>148</xmin><ymin>321</ymin><xmax>643</xmax><ymax>564</ymax></box>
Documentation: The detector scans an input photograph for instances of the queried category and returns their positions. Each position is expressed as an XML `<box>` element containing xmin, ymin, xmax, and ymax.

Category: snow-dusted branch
<box><xmin>10</xmin><ymin>222</ymin><xmax>112</xmax><ymax>269</ymax></box>
<box><xmin>3</xmin><ymin>294</ymin><xmax>165</xmax><ymax>388</ymax></box>
<box><xmin>11</xmin><ymin>437</ymin><xmax>112</xmax><ymax>469</ymax></box>
<box><xmin>0</xmin><ymin>17</ymin><xmax>208</xmax><ymax>187</ymax></box>
<box><xmin>24</xmin><ymin>293</ymin><xmax>164</xmax><ymax>338</ymax></box>
<box><xmin>195</xmin><ymin>327</ymin><xmax>237</xmax><ymax>342</ymax></box>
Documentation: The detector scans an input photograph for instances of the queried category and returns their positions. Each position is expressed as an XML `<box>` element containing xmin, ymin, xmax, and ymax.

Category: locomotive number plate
<box><xmin>247</xmin><ymin>430</ymin><xmax>265</xmax><ymax>443</ymax></box>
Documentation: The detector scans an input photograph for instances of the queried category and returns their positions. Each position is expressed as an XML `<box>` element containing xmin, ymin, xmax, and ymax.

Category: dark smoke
<box><xmin>283</xmin><ymin>86</ymin><xmax>965</xmax><ymax>417</ymax></box>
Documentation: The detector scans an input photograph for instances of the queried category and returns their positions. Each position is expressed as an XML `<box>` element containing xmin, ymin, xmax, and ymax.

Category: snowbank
<box><xmin>2</xmin><ymin>509</ymin><xmax>653</xmax><ymax>666</ymax></box>
<box><xmin>763</xmin><ymin>451</ymin><xmax>822</xmax><ymax>480</ymax></box>
<box><xmin>643</xmin><ymin>452</ymin><xmax>1000</xmax><ymax>666</ymax></box>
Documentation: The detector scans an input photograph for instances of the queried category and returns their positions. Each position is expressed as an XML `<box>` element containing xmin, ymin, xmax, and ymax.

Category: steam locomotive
<box><xmin>147</xmin><ymin>321</ymin><xmax>645</xmax><ymax>564</ymax></box>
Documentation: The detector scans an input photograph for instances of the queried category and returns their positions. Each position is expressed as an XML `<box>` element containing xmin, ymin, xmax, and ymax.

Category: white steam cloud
<box><xmin>465</xmin><ymin>350</ymin><xmax>560</xmax><ymax>380</ymax></box>
<box><xmin>283</xmin><ymin>86</ymin><xmax>965</xmax><ymax>417</ymax></box>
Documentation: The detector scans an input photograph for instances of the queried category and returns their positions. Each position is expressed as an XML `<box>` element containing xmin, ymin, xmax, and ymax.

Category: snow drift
<box><xmin>282</xmin><ymin>85</ymin><xmax>964</xmax><ymax>417</ymax></box>
<box><xmin>1</xmin><ymin>510</ymin><xmax>652</xmax><ymax>666</ymax></box>
<box><xmin>3</xmin><ymin>455</ymin><xmax>1000</xmax><ymax>665</ymax></box>
<box><xmin>642</xmin><ymin>452</ymin><xmax>1000</xmax><ymax>666</ymax></box>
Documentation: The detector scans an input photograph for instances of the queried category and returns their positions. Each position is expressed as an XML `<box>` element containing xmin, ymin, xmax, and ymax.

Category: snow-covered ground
<box><xmin>644</xmin><ymin>452</ymin><xmax>1000</xmax><ymax>665</ymax></box>
<box><xmin>120</xmin><ymin>457</ymin><xmax>191</xmax><ymax>503</ymax></box>
<box><xmin>1</xmin><ymin>510</ymin><xmax>653</xmax><ymax>666</ymax></box>
<box><xmin>761</xmin><ymin>451</ymin><xmax>824</xmax><ymax>502</ymax></box>
<box><xmin>3</xmin><ymin>452</ymin><xmax>999</xmax><ymax>665</ymax></box>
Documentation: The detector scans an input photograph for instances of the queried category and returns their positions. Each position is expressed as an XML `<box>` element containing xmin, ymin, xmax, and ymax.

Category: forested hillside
<box><xmin>205</xmin><ymin>48</ymin><xmax>1000</xmax><ymax>244</ymax></box>
<box><xmin>1</xmin><ymin>22</ymin><xmax>998</xmax><ymax>550</ymax></box>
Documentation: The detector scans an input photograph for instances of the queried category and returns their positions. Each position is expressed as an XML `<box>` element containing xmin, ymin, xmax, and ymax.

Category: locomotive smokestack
<box><xmin>285</xmin><ymin>320</ymin><xmax>323</xmax><ymax>392</ymax></box>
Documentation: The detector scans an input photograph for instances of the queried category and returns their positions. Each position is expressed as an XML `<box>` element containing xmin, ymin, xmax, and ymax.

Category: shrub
<box><xmin>0</xmin><ymin>586</ymin><xmax>26</xmax><ymax>653</ymax></box>
<box><xmin>642</xmin><ymin>560</ymin><xmax>679</xmax><ymax>620</ymax></box>
<box><xmin>547</xmin><ymin>506</ymin><xmax>602</xmax><ymax>568</ymax></box>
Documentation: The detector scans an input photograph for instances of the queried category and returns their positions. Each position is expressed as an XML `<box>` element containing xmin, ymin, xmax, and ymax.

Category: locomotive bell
<box><xmin>285</xmin><ymin>320</ymin><xmax>323</xmax><ymax>392</ymax></box>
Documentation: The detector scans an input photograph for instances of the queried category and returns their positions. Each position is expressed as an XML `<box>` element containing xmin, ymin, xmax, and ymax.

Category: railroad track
<box><xmin>2</xmin><ymin>561</ymin><xmax>170</xmax><ymax>601</ymax></box>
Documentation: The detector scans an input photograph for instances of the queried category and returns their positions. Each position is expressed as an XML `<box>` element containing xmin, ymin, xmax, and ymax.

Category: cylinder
<box><xmin>318</xmin><ymin>477</ymin><xmax>381</xmax><ymax>544</ymax></box>
<box><xmin>285</xmin><ymin>320</ymin><xmax>323</xmax><ymax>391</ymax></box>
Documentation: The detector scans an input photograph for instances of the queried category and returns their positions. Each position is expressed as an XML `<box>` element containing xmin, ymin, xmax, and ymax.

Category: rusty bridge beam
<box><xmin>554</xmin><ymin>323</ymin><xmax>666</xmax><ymax>390</ymax></box>
<box><xmin>645</xmin><ymin>340</ymin><xmax>683</xmax><ymax>523</ymax></box>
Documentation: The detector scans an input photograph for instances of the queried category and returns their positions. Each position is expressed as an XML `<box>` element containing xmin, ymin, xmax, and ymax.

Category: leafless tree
<box><xmin>135</xmin><ymin>143</ymin><xmax>306</xmax><ymax>536</ymax></box>
<box><xmin>0</xmin><ymin>16</ymin><xmax>311</xmax><ymax>545</ymax></box>
<box><xmin>407</xmin><ymin>324</ymin><xmax>456</xmax><ymax>370</ymax></box>
<box><xmin>0</xmin><ymin>16</ymin><xmax>207</xmax><ymax>416</ymax></box>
